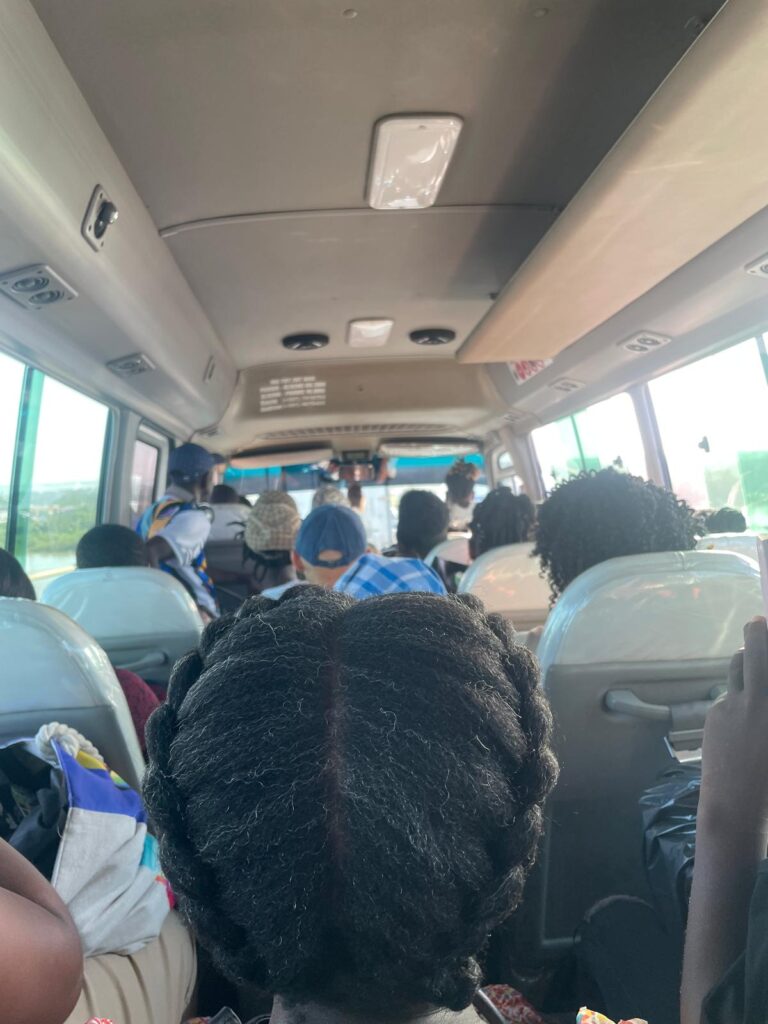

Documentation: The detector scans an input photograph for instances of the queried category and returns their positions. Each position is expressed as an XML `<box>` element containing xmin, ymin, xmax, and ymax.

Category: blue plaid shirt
<box><xmin>334</xmin><ymin>553</ymin><xmax>447</xmax><ymax>600</ymax></box>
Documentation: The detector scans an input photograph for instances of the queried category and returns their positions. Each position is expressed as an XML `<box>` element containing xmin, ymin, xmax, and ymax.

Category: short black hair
<box><xmin>533</xmin><ymin>468</ymin><xmax>698</xmax><ymax>599</ymax></box>
<box><xmin>396</xmin><ymin>490</ymin><xmax>450</xmax><ymax>560</ymax></box>
<box><xmin>76</xmin><ymin>524</ymin><xmax>148</xmax><ymax>569</ymax></box>
<box><xmin>0</xmin><ymin>548</ymin><xmax>35</xmax><ymax>600</ymax></box>
<box><xmin>144</xmin><ymin>588</ymin><xmax>557</xmax><ymax>1016</ymax></box>
<box><xmin>705</xmin><ymin>506</ymin><xmax>747</xmax><ymax>533</ymax></box>
<box><xmin>470</xmin><ymin>488</ymin><xmax>535</xmax><ymax>559</ymax></box>
<box><xmin>210</xmin><ymin>484</ymin><xmax>241</xmax><ymax>505</ymax></box>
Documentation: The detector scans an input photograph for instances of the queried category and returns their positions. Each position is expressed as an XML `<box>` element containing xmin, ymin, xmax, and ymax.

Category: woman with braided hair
<box><xmin>144</xmin><ymin>586</ymin><xmax>558</xmax><ymax>1024</ymax></box>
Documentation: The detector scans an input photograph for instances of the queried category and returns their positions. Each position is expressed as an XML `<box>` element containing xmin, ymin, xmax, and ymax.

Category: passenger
<box><xmin>144</xmin><ymin>588</ymin><xmax>558</xmax><ymax>1024</ymax></box>
<box><xmin>76</xmin><ymin>523</ymin><xmax>148</xmax><ymax>568</ymax></box>
<box><xmin>534</xmin><ymin>468</ymin><xmax>698</xmax><ymax>600</ymax></box>
<box><xmin>347</xmin><ymin>482</ymin><xmax>365</xmax><ymax>515</ymax></box>
<box><xmin>469</xmin><ymin>488</ymin><xmax>536</xmax><ymax>560</ymax></box>
<box><xmin>312</xmin><ymin>484</ymin><xmax>350</xmax><ymax>509</ymax></box>
<box><xmin>705</xmin><ymin>506</ymin><xmax>748</xmax><ymax>534</ymax></box>
<box><xmin>335</xmin><ymin>551</ymin><xmax>447</xmax><ymax>599</ymax></box>
<box><xmin>391</xmin><ymin>489</ymin><xmax>450</xmax><ymax>561</ymax></box>
<box><xmin>0</xmin><ymin>547</ymin><xmax>36</xmax><ymax>600</ymax></box>
<box><xmin>137</xmin><ymin>442</ymin><xmax>218</xmax><ymax>621</ymax></box>
<box><xmin>293</xmin><ymin>504</ymin><xmax>366</xmax><ymax>589</ymax></box>
<box><xmin>0</xmin><ymin>837</ymin><xmax>83</xmax><ymax>1024</ymax></box>
<box><xmin>210</xmin><ymin>483</ymin><xmax>241</xmax><ymax>505</ymax></box>
<box><xmin>244</xmin><ymin>492</ymin><xmax>304</xmax><ymax>600</ymax></box>
<box><xmin>445</xmin><ymin>457</ymin><xmax>480</xmax><ymax>530</ymax></box>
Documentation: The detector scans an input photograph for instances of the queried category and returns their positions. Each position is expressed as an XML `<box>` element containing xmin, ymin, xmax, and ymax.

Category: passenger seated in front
<box><xmin>705</xmin><ymin>505</ymin><xmax>748</xmax><ymax>533</ymax></box>
<box><xmin>0</xmin><ymin>548</ymin><xmax>36</xmax><ymax>600</ymax></box>
<box><xmin>469</xmin><ymin>487</ymin><xmax>536</xmax><ymax>560</ymax></box>
<box><xmin>243</xmin><ymin>492</ymin><xmax>303</xmax><ymax>600</ymax></box>
<box><xmin>76</xmin><ymin>523</ymin><xmax>148</xmax><ymax>568</ymax></box>
<box><xmin>534</xmin><ymin>468</ymin><xmax>698</xmax><ymax>600</ymax></box>
<box><xmin>445</xmin><ymin>458</ymin><xmax>479</xmax><ymax>530</ymax></box>
<box><xmin>0</xmin><ymin>837</ymin><xmax>83</xmax><ymax>1024</ymax></box>
<box><xmin>292</xmin><ymin>504</ymin><xmax>366</xmax><ymax>589</ymax></box>
<box><xmin>144</xmin><ymin>588</ymin><xmax>558</xmax><ymax>1024</ymax></box>
<box><xmin>387</xmin><ymin>489</ymin><xmax>450</xmax><ymax>560</ymax></box>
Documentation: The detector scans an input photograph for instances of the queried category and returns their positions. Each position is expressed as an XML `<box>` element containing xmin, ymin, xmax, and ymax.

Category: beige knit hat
<box><xmin>244</xmin><ymin>491</ymin><xmax>301</xmax><ymax>552</ymax></box>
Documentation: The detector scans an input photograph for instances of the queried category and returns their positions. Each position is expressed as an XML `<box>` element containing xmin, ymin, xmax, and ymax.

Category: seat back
<box><xmin>0</xmin><ymin>598</ymin><xmax>145</xmax><ymax>788</ymax></box>
<box><xmin>696</xmin><ymin>531</ymin><xmax>760</xmax><ymax>561</ymax></box>
<box><xmin>43</xmin><ymin>568</ymin><xmax>202</xmax><ymax>684</ymax></box>
<box><xmin>457</xmin><ymin>542</ymin><xmax>550</xmax><ymax>628</ymax></box>
<box><xmin>205</xmin><ymin>538</ymin><xmax>251</xmax><ymax>613</ymax></box>
<box><xmin>516</xmin><ymin>550</ymin><xmax>762</xmax><ymax>963</ymax></box>
<box><xmin>425</xmin><ymin>536</ymin><xmax>471</xmax><ymax>567</ymax></box>
<box><xmin>207</xmin><ymin>503</ymin><xmax>248</xmax><ymax>543</ymax></box>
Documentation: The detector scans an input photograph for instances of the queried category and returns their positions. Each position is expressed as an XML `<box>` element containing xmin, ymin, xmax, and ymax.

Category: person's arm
<box><xmin>681</xmin><ymin>618</ymin><xmax>768</xmax><ymax>1024</ymax></box>
<box><xmin>0</xmin><ymin>838</ymin><xmax>83</xmax><ymax>1024</ymax></box>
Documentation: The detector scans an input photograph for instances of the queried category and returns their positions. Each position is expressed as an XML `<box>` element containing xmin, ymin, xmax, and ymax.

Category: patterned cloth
<box><xmin>485</xmin><ymin>984</ymin><xmax>546</xmax><ymax>1023</ymax></box>
<box><xmin>334</xmin><ymin>553</ymin><xmax>447</xmax><ymax>599</ymax></box>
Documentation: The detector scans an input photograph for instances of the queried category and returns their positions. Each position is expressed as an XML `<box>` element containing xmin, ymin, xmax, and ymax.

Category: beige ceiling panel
<box><xmin>459</xmin><ymin>0</ymin><xmax>768</xmax><ymax>364</ymax></box>
<box><xmin>163</xmin><ymin>207</ymin><xmax>556</xmax><ymax>367</ymax></box>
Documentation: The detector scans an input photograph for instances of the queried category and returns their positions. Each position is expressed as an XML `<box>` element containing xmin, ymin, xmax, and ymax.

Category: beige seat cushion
<box><xmin>65</xmin><ymin>911</ymin><xmax>197</xmax><ymax>1024</ymax></box>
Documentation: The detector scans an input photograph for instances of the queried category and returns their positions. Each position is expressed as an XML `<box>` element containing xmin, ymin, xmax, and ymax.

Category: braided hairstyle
<box><xmin>469</xmin><ymin>488</ymin><xmax>536</xmax><ymax>559</ymax></box>
<box><xmin>533</xmin><ymin>468</ymin><xmax>698</xmax><ymax>600</ymax></box>
<box><xmin>144</xmin><ymin>587</ymin><xmax>557</xmax><ymax>1016</ymax></box>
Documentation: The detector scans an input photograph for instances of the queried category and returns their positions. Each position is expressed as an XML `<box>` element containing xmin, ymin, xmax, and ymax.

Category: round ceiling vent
<box><xmin>409</xmin><ymin>327</ymin><xmax>456</xmax><ymax>346</ymax></box>
<box><xmin>12</xmin><ymin>274</ymin><xmax>50</xmax><ymax>293</ymax></box>
<box><xmin>28</xmin><ymin>289</ymin><xmax>66</xmax><ymax>306</ymax></box>
<box><xmin>282</xmin><ymin>333</ymin><xmax>330</xmax><ymax>352</ymax></box>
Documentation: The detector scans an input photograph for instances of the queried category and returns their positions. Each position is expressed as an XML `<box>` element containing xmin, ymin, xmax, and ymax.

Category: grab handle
<box><xmin>604</xmin><ymin>689</ymin><xmax>672</xmax><ymax>722</ymax></box>
<box><xmin>114</xmin><ymin>650</ymin><xmax>167</xmax><ymax>674</ymax></box>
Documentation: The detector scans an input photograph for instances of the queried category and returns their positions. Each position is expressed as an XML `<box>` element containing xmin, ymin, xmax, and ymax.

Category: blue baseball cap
<box><xmin>295</xmin><ymin>505</ymin><xmax>366</xmax><ymax>568</ymax></box>
<box><xmin>168</xmin><ymin>443</ymin><xmax>218</xmax><ymax>481</ymax></box>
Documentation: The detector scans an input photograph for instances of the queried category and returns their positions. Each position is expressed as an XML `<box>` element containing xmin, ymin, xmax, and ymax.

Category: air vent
<box><xmin>409</xmin><ymin>328</ymin><xmax>456</xmax><ymax>346</ymax></box>
<box><xmin>619</xmin><ymin>331</ymin><xmax>671</xmax><ymax>356</ymax></box>
<box><xmin>548</xmin><ymin>378</ymin><xmax>585</xmax><ymax>394</ymax></box>
<box><xmin>261</xmin><ymin>423</ymin><xmax>450</xmax><ymax>440</ymax></box>
<box><xmin>503</xmin><ymin>408</ymin><xmax>528</xmax><ymax>423</ymax></box>
<box><xmin>0</xmin><ymin>264</ymin><xmax>77</xmax><ymax>310</ymax></box>
<box><xmin>282</xmin><ymin>333</ymin><xmax>330</xmax><ymax>351</ymax></box>
<box><xmin>106</xmin><ymin>352</ymin><xmax>156</xmax><ymax>378</ymax></box>
<box><xmin>745</xmin><ymin>253</ymin><xmax>768</xmax><ymax>278</ymax></box>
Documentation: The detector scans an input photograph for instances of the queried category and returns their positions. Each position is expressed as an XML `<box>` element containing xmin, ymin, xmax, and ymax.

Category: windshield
<box><xmin>224</xmin><ymin>454</ymin><xmax>488</xmax><ymax>551</ymax></box>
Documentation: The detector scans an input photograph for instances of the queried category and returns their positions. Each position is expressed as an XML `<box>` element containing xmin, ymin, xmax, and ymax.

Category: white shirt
<box><xmin>143</xmin><ymin>487</ymin><xmax>216</xmax><ymax>616</ymax></box>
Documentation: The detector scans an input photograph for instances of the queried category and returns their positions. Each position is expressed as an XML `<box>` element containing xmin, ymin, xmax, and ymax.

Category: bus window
<box><xmin>531</xmin><ymin>417</ymin><xmax>582</xmax><ymax>492</ymax></box>
<box><xmin>0</xmin><ymin>351</ymin><xmax>25</xmax><ymax>546</ymax></box>
<box><xmin>574</xmin><ymin>392</ymin><xmax>647</xmax><ymax>478</ymax></box>
<box><xmin>649</xmin><ymin>338</ymin><xmax>768</xmax><ymax>527</ymax></box>
<box><xmin>129</xmin><ymin>438</ymin><xmax>160</xmax><ymax>522</ymax></box>
<box><xmin>533</xmin><ymin>393</ymin><xmax>647</xmax><ymax>492</ymax></box>
<box><xmin>15</xmin><ymin>374</ymin><xmax>110</xmax><ymax>584</ymax></box>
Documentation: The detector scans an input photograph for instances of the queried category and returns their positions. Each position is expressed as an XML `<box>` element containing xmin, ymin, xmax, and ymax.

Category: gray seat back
<box><xmin>516</xmin><ymin>550</ymin><xmax>762</xmax><ymax>962</ymax></box>
<box><xmin>43</xmin><ymin>567</ymin><xmax>202</xmax><ymax>684</ymax></box>
<box><xmin>0</xmin><ymin>597</ymin><xmax>145</xmax><ymax>788</ymax></box>
<box><xmin>458</xmin><ymin>541</ymin><xmax>550</xmax><ymax>629</ymax></box>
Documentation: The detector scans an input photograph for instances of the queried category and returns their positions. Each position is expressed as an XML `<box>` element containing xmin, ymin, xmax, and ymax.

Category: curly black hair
<box><xmin>396</xmin><ymin>489</ymin><xmax>450</xmax><ymax>559</ymax></box>
<box><xmin>469</xmin><ymin>488</ymin><xmax>536</xmax><ymax>559</ymax></box>
<box><xmin>143</xmin><ymin>587</ymin><xmax>557</xmax><ymax>1016</ymax></box>
<box><xmin>533</xmin><ymin>468</ymin><xmax>698</xmax><ymax>600</ymax></box>
<box><xmin>705</xmin><ymin>506</ymin><xmax>747</xmax><ymax>534</ymax></box>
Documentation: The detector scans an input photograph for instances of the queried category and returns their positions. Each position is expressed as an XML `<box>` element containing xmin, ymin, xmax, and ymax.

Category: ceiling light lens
<box><xmin>368</xmin><ymin>116</ymin><xmax>463</xmax><ymax>211</ymax></box>
<box><xmin>347</xmin><ymin>318</ymin><xmax>394</xmax><ymax>348</ymax></box>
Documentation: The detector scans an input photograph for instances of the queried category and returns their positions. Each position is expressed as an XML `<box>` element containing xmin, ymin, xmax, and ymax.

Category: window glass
<box><xmin>130</xmin><ymin>439</ymin><xmax>159</xmax><ymax>522</ymax></box>
<box><xmin>19</xmin><ymin>376</ymin><xmax>109</xmax><ymax>581</ymax></box>
<box><xmin>0</xmin><ymin>352</ymin><xmax>25</xmax><ymax>545</ymax></box>
<box><xmin>574</xmin><ymin>392</ymin><xmax>647</xmax><ymax>478</ymax></box>
<box><xmin>531</xmin><ymin>417</ymin><xmax>582</xmax><ymax>492</ymax></box>
<box><xmin>498</xmin><ymin>451</ymin><xmax>514</xmax><ymax>471</ymax></box>
<box><xmin>649</xmin><ymin>338</ymin><xmax>768</xmax><ymax>527</ymax></box>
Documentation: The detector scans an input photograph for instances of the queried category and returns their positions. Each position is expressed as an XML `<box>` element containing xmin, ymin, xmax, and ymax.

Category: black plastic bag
<box><xmin>639</xmin><ymin>763</ymin><xmax>701</xmax><ymax>937</ymax></box>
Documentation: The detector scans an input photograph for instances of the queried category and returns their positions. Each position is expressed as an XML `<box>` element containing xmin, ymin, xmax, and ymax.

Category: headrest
<box><xmin>696</xmin><ymin>532</ymin><xmax>760</xmax><ymax>560</ymax></box>
<box><xmin>43</xmin><ymin>567</ymin><xmax>203</xmax><ymax>642</ymax></box>
<box><xmin>208</xmin><ymin>503</ymin><xmax>248</xmax><ymax>542</ymax></box>
<box><xmin>425</xmin><ymin>536</ymin><xmax>471</xmax><ymax>567</ymax></box>
<box><xmin>457</xmin><ymin>541</ymin><xmax>550</xmax><ymax>613</ymax></box>
<box><xmin>537</xmin><ymin>550</ymin><xmax>762</xmax><ymax>669</ymax></box>
<box><xmin>0</xmin><ymin>598</ymin><xmax>126</xmax><ymax>712</ymax></box>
